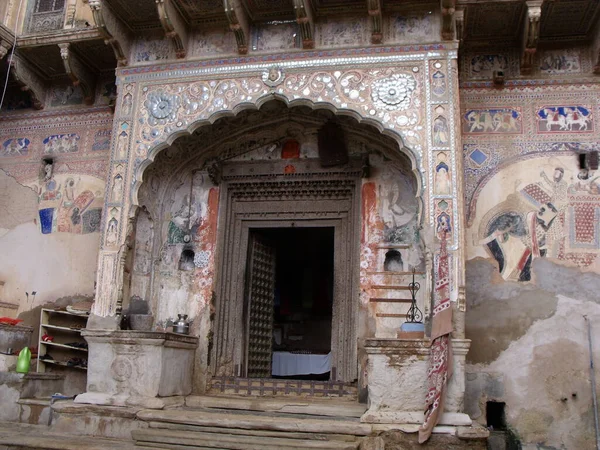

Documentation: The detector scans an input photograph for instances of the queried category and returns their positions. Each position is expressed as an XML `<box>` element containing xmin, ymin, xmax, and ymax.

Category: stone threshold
<box><xmin>186</xmin><ymin>394</ymin><xmax>367</xmax><ymax>418</ymax></box>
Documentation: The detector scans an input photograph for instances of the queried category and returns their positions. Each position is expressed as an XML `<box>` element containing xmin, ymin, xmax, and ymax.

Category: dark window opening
<box><xmin>384</xmin><ymin>250</ymin><xmax>403</xmax><ymax>271</ymax></box>
<box><xmin>178</xmin><ymin>249</ymin><xmax>195</xmax><ymax>271</ymax></box>
<box><xmin>487</xmin><ymin>401</ymin><xmax>507</xmax><ymax>430</ymax></box>
<box><xmin>36</xmin><ymin>0</ymin><xmax>65</xmax><ymax>13</ymax></box>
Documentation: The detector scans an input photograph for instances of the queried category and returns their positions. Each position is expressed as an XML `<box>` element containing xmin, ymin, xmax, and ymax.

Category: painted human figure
<box><xmin>435</xmin><ymin>164</ymin><xmax>450</xmax><ymax>195</ymax></box>
<box><xmin>433</xmin><ymin>116</ymin><xmax>449</xmax><ymax>146</ymax></box>
<box><xmin>44</xmin><ymin>162</ymin><xmax>53</xmax><ymax>181</ymax></box>
<box><xmin>111</xmin><ymin>174</ymin><xmax>123</xmax><ymax>203</ymax></box>
<box><xmin>117</xmin><ymin>131</ymin><xmax>128</xmax><ymax>159</ymax></box>
<box><xmin>106</xmin><ymin>218</ymin><xmax>118</xmax><ymax>245</ymax></box>
<box><xmin>122</xmin><ymin>93</ymin><xmax>133</xmax><ymax>116</ymax></box>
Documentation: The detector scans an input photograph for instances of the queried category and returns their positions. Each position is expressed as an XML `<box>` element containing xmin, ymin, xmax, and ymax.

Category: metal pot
<box><xmin>173</xmin><ymin>314</ymin><xmax>190</xmax><ymax>335</ymax></box>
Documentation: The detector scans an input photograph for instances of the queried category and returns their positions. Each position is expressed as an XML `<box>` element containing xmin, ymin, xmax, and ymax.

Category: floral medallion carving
<box><xmin>262</xmin><ymin>66</ymin><xmax>285</xmax><ymax>87</ymax></box>
<box><xmin>110</xmin><ymin>355</ymin><xmax>133</xmax><ymax>382</ymax></box>
<box><xmin>371</xmin><ymin>73</ymin><xmax>417</xmax><ymax>111</ymax></box>
<box><xmin>145</xmin><ymin>90</ymin><xmax>181</xmax><ymax>126</ymax></box>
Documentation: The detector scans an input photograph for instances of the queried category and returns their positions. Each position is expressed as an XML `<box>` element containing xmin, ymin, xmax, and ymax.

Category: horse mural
<box><xmin>538</xmin><ymin>106</ymin><xmax>592</xmax><ymax>132</ymax></box>
<box><xmin>464</xmin><ymin>108</ymin><xmax>521</xmax><ymax>134</ymax></box>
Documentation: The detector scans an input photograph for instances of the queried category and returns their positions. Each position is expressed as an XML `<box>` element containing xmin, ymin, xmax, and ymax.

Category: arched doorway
<box><xmin>135</xmin><ymin>100</ymin><xmax>420</xmax><ymax>389</ymax></box>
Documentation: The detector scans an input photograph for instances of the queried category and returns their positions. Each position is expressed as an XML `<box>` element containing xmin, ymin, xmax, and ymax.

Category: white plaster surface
<box><xmin>475</xmin><ymin>295</ymin><xmax>600</xmax><ymax>449</ymax></box>
<box><xmin>0</xmin><ymin>222</ymin><xmax>100</xmax><ymax>311</ymax></box>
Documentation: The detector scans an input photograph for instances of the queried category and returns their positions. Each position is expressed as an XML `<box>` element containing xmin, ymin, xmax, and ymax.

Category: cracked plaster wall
<box><xmin>463</xmin><ymin>71</ymin><xmax>600</xmax><ymax>449</ymax></box>
<box><xmin>0</xmin><ymin>106</ymin><xmax>111</xmax><ymax>317</ymax></box>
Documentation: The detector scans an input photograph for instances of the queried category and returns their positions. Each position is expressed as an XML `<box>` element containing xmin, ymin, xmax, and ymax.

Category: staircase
<box><xmin>132</xmin><ymin>395</ymin><xmax>371</xmax><ymax>450</ymax></box>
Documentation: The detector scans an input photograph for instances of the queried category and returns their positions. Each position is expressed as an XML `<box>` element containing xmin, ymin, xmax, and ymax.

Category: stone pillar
<box><xmin>91</xmin><ymin>82</ymin><xmax>138</xmax><ymax>321</ymax></box>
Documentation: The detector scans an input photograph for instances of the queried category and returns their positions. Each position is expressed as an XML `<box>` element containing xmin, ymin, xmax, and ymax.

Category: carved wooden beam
<box><xmin>441</xmin><ymin>0</ymin><xmax>456</xmax><ymax>40</ymax></box>
<box><xmin>8</xmin><ymin>53</ymin><xmax>46</xmax><ymax>109</ymax></box>
<box><xmin>58</xmin><ymin>43</ymin><xmax>95</xmax><ymax>105</ymax></box>
<box><xmin>455</xmin><ymin>6</ymin><xmax>465</xmax><ymax>46</ymax></box>
<box><xmin>88</xmin><ymin>0</ymin><xmax>130</xmax><ymax>66</ymax></box>
<box><xmin>521</xmin><ymin>0</ymin><xmax>543</xmax><ymax>75</ymax></box>
<box><xmin>366</xmin><ymin>0</ymin><xmax>382</xmax><ymax>45</ymax></box>
<box><xmin>294</xmin><ymin>0</ymin><xmax>314</xmax><ymax>49</ymax></box>
<box><xmin>224</xmin><ymin>0</ymin><xmax>250</xmax><ymax>55</ymax></box>
<box><xmin>156</xmin><ymin>0</ymin><xmax>188</xmax><ymax>59</ymax></box>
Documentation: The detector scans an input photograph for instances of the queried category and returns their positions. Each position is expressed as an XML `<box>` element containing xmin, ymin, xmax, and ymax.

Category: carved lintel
<box><xmin>156</xmin><ymin>0</ymin><xmax>188</xmax><ymax>59</ymax></box>
<box><xmin>366</xmin><ymin>0</ymin><xmax>382</xmax><ymax>45</ymax></box>
<box><xmin>224</xmin><ymin>0</ymin><xmax>250</xmax><ymax>55</ymax></box>
<box><xmin>8</xmin><ymin>53</ymin><xmax>46</xmax><ymax>109</ymax></box>
<box><xmin>293</xmin><ymin>0</ymin><xmax>314</xmax><ymax>49</ymax></box>
<box><xmin>88</xmin><ymin>0</ymin><xmax>130</xmax><ymax>66</ymax></box>
<box><xmin>521</xmin><ymin>1</ymin><xmax>543</xmax><ymax>75</ymax></box>
<box><xmin>440</xmin><ymin>0</ymin><xmax>456</xmax><ymax>41</ymax></box>
<box><xmin>454</xmin><ymin>7</ymin><xmax>464</xmax><ymax>46</ymax></box>
<box><xmin>58</xmin><ymin>43</ymin><xmax>95</xmax><ymax>105</ymax></box>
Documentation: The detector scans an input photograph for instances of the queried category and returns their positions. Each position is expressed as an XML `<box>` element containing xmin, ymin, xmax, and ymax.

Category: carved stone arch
<box><xmin>131</xmin><ymin>95</ymin><xmax>423</xmax><ymax>209</ymax></box>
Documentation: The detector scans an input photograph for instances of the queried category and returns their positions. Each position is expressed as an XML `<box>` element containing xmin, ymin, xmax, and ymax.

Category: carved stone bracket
<box><xmin>366</xmin><ymin>0</ymin><xmax>382</xmax><ymax>45</ymax></box>
<box><xmin>156</xmin><ymin>0</ymin><xmax>188</xmax><ymax>59</ymax></box>
<box><xmin>89</xmin><ymin>0</ymin><xmax>130</xmax><ymax>66</ymax></box>
<box><xmin>441</xmin><ymin>0</ymin><xmax>456</xmax><ymax>40</ymax></box>
<box><xmin>594</xmin><ymin>52</ymin><xmax>600</xmax><ymax>75</ymax></box>
<box><xmin>294</xmin><ymin>0</ymin><xmax>315</xmax><ymax>49</ymax></box>
<box><xmin>58</xmin><ymin>43</ymin><xmax>96</xmax><ymax>105</ymax></box>
<box><xmin>8</xmin><ymin>53</ymin><xmax>46</xmax><ymax>109</ymax></box>
<box><xmin>224</xmin><ymin>0</ymin><xmax>250</xmax><ymax>55</ymax></box>
<box><xmin>521</xmin><ymin>1</ymin><xmax>543</xmax><ymax>75</ymax></box>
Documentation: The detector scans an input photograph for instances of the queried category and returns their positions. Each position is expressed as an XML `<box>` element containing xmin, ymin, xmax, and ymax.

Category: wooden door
<box><xmin>244</xmin><ymin>233</ymin><xmax>276</xmax><ymax>378</ymax></box>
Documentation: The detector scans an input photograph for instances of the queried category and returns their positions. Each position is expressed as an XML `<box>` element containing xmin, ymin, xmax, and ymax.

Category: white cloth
<box><xmin>271</xmin><ymin>351</ymin><xmax>331</xmax><ymax>376</ymax></box>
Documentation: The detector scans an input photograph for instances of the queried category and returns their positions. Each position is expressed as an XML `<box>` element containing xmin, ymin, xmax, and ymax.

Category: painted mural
<box><xmin>477</xmin><ymin>157</ymin><xmax>600</xmax><ymax>281</ymax></box>
<box><xmin>49</xmin><ymin>85</ymin><xmax>84</xmax><ymax>107</ymax></box>
<box><xmin>43</xmin><ymin>134</ymin><xmax>80</xmax><ymax>154</ymax></box>
<box><xmin>28</xmin><ymin>174</ymin><xmax>104</xmax><ymax>235</ymax></box>
<box><xmin>317</xmin><ymin>18</ymin><xmax>367</xmax><ymax>47</ymax></box>
<box><xmin>464</xmin><ymin>108</ymin><xmax>522</xmax><ymax>134</ymax></box>
<box><xmin>469</xmin><ymin>54</ymin><xmax>508</xmax><ymax>79</ymax></box>
<box><xmin>92</xmin><ymin>130</ymin><xmax>112</xmax><ymax>151</ymax></box>
<box><xmin>539</xmin><ymin>49</ymin><xmax>581</xmax><ymax>75</ymax></box>
<box><xmin>387</xmin><ymin>13</ymin><xmax>436</xmax><ymax>43</ymax></box>
<box><xmin>537</xmin><ymin>106</ymin><xmax>592</xmax><ymax>132</ymax></box>
<box><xmin>252</xmin><ymin>23</ymin><xmax>299</xmax><ymax>52</ymax></box>
<box><xmin>1</xmin><ymin>138</ymin><xmax>30</xmax><ymax>157</ymax></box>
<box><xmin>166</xmin><ymin>171</ymin><xmax>213</xmax><ymax>246</ymax></box>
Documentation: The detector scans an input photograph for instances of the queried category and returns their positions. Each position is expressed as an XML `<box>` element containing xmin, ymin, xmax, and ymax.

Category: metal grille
<box><xmin>245</xmin><ymin>236</ymin><xmax>276</xmax><ymax>378</ymax></box>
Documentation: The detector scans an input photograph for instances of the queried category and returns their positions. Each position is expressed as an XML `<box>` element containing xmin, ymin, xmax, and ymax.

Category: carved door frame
<box><xmin>211</xmin><ymin>159</ymin><xmax>362</xmax><ymax>382</ymax></box>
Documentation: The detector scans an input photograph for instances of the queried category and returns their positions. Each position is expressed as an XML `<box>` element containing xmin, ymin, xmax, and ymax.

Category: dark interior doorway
<box><xmin>244</xmin><ymin>227</ymin><xmax>334</xmax><ymax>380</ymax></box>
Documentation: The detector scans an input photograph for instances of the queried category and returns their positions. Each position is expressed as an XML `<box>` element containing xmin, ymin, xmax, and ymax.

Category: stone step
<box><xmin>137</xmin><ymin>408</ymin><xmax>373</xmax><ymax>436</ymax></box>
<box><xmin>146</xmin><ymin>421</ymin><xmax>359</xmax><ymax>442</ymax></box>
<box><xmin>132</xmin><ymin>428</ymin><xmax>361</xmax><ymax>450</ymax></box>
<box><xmin>0</xmin><ymin>422</ymin><xmax>153</xmax><ymax>450</ymax></box>
<box><xmin>186</xmin><ymin>395</ymin><xmax>367</xmax><ymax>418</ymax></box>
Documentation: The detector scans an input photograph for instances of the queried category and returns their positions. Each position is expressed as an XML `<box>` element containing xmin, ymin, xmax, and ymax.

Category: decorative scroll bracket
<box><xmin>224</xmin><ymin>0</ymin><xmax>250</xmax><ymax>55</ymax></box>
<box><xmin>89</xmin><ymin>0</ymin><xmax>130</xmax><ymax>66</ymax></box>
<box><xmin>293</xmin><ymin>0</ymin><xmax>315</xmax><ymax>49</ymax></box>
<box><xmin>366</xmin><ymin>0</ymin><xmax>382</xmax><ymax>45</ymax></box>
<box><xmin>440</xmin><ymin>0</ymin><xmax>456</xmax><ymax>41</ymax></box>
<box><xmin>8</xmin><ymin>53</ymin><xmax>46</xmax><ymax>110</ymax></box>
<box><xmin>156</xmin><ymin>0</ymin><xmax>188</xmax><ymax>59</ymax></box>
<box><xmin>521</xmin><ymin>0</ymin><xmax>543</xmax><ymax>75</ymax></box>
<box><xmin>58</xmin><ymin>43</ymin><xmax>96</xmax><ymax>105</ymax></box>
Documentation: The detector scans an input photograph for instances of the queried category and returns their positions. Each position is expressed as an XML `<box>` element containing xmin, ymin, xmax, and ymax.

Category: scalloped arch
<box><xmin>130</xmin><ymin>93</ymin><xmax>423</xmax><ymax>210</ymax></box>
